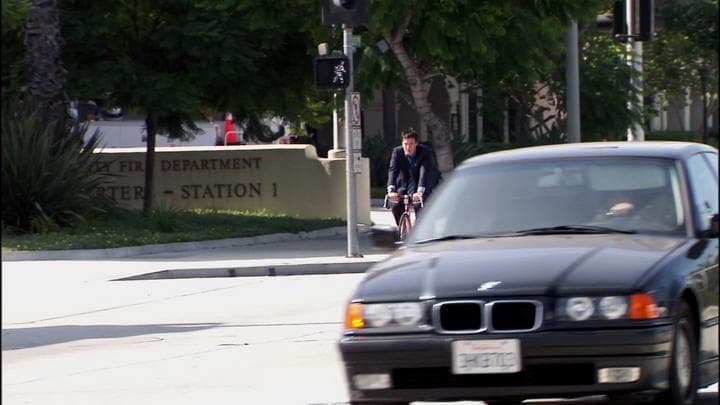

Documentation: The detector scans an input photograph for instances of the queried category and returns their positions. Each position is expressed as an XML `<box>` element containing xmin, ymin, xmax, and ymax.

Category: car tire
<box><xmin>651</xmin><ymin>300</ymin><xmax>698</xmax><ymax>405</ymax></box>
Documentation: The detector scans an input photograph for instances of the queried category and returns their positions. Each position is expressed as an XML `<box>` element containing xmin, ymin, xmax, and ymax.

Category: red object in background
<box><xmin>224</xmin><ymin>113</ymin><xmax>237</xmax><ymax>145</ymax></box>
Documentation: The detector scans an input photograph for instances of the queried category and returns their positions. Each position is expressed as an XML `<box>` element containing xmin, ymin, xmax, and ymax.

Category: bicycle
<box><xmin>384</xmin><ymin>193</ymin><xmax>424</xmax><ymax>241</ymax></box>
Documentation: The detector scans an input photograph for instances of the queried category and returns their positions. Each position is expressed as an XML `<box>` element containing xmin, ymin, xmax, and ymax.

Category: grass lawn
<box><xmin>1</xmin><ymin>208</ymin><xmax>344</xmax><ymax>251</ymax></box>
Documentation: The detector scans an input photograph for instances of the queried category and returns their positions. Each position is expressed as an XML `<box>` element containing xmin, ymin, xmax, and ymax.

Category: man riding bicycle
<box><xmin>386</xmin><ymin>128</ymin><xmax>440</xmax><ymax>226</ymax></box>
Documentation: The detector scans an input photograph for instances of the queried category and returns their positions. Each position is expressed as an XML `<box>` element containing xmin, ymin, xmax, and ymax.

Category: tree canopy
<box><xmin>354</xmin><ymin>0</ymin><xmax>612</xmax><ymax>173</ymax></box>
<box><xmin>59</xmin><ymin>0</ymin><xmax>328</xmax><ymax>213</ymax></box>
<box><xmin>644</xmin><ymin>0</ymin><xmax>718</xmax><ymax>111</ymax></box>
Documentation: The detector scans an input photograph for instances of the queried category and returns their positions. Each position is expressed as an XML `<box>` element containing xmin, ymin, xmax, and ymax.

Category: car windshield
<box><xmin>410</xmin><ymin>157</ymin><xmax>685</xmax><ymax>242</ymax></box>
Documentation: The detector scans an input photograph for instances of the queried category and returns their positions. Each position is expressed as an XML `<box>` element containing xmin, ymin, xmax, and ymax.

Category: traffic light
<box><xmin>320</xmin><ymin>0</ymin><xmax>368</xmax><ymax>26</ymax></box>
<box><xmin>314</xmin><ymin>55</ymin><xmax>350</xmax><ymax>89</ymax></box>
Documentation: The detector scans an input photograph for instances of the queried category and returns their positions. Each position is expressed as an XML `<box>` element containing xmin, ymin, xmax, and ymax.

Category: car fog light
<box><xmin>352</xmin><ymin>373</ymin><xmax>391</xmax><ymax>390</ymax></box>
<box><xmin>598</xmin><ymin>367</ymin><xmax>641</xmax><ymax>383</ymax></box>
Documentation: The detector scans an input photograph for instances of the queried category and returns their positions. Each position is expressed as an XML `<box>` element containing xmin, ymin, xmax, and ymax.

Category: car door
<box><xmin>685</xmin><ymin>152</ymin><xmax>719</xmax><ymax>365</ymax></box>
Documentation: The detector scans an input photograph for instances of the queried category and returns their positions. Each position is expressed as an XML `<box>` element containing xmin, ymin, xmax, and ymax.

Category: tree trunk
<box><xmin>382</xmin><ymin>31</ymin><xmax>455</xmax><ymax>175</ymax></box>
<box><xmin>24</xmin><ymin>0</ymin><xmax>67</xmax><ymax>126</ymax></box>
<box><xmin>143</xmin><ymin>113</ymin><xmax>157</xmax><ymax>217</ymax></box>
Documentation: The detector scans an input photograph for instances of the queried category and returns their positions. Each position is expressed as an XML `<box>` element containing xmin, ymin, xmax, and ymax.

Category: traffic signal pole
<box><xmin>343</xmin><ymin>24</ymin><xmax>360</xmax><ymax>258</ymax></box>
<box><xmin>565</xmin><ymin>20</ymin><xmax>581</xmax><ymax>143</ymax></box>
<box><xmin>318</xmin><ymin>0</ymin><xmax>367</xmax><ymax>258</ymax></box>
<box><xmin>624</xmin><ymin>0</ymin><xmax>646</xmax><ymax>141</ymax></box>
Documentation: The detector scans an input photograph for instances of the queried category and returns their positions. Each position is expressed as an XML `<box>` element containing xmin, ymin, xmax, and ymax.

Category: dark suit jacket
<box><xmin>387</xmin><ymin>143</ymin><xmax>436</xmax><ymax>195</ymax></box>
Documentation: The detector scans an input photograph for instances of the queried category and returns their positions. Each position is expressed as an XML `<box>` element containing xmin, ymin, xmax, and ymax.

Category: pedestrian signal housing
<box><xmin>314</xmin><ymin>55</ymin><xmax>350</xmax><ymax>89</ymax></box>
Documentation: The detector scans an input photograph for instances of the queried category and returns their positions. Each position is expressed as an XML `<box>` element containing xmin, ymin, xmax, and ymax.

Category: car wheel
<box><xmin>651</xmin><ymin>300</ymin><xmax>698</xmax><ymax>405</ymax></box>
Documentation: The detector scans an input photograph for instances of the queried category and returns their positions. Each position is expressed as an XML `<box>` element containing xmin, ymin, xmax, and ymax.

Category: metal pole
<box><xmin>565</xmin><ymin>20</ymin><xmax>581</xmax><ymax>143</ymax></box>
<box><xmin>625</xmin><ymin>0</ymin><xmax>644</xmax><ymax>141</ymax></box>
<box><xmin>343</xmin><ymin>24</ymin><xmax>360</xmax><ymax>257</ymax></box>
<box><xmin>626</xmin><ymin>0</ymin><xmax>635</xmax><ymax>141</ymax></box>
<box><xmin>333</xmin><ymin>93</ymin><xmax>340</xmax><ymax>150</ymax></box>
<box><xmin>633</xmin><ymin>40</ymin><xmax>645</xmax><ymax>141</ymax></box>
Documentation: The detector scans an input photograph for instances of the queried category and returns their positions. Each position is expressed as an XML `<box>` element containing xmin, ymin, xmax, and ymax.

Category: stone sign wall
<box><xmin>92</xmin><ymin>145</ymin><xmax>371</xmax><ymax>223</ymax></box>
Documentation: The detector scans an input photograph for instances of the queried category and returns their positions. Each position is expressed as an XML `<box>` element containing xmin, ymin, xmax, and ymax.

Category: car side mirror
<box><xmin>709</xmin><ymin>213</ymin><xmax>719</xmax><ymax>237</ymax></box>
<box><xmin>370</xmin><ymin>225</ymin><xmax>401</xmax><ymax>249</ymax></box>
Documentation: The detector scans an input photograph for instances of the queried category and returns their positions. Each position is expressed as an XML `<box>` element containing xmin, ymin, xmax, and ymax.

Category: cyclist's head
<box><xmin>401</xmin><ymin>128</ymin><xmax>418</xmax><ymax>156</ymax></box>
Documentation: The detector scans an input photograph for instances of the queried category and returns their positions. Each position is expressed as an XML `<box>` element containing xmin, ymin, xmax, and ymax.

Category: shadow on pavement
<box><xmin>403</xmin><ymin>390</ymin><xmax>719</xmax><ymax>404</ymax></box>
<box><xmin>1</xmin><ymin>323</ymin><xmax>221</xmax><ymax>351</ymax></box>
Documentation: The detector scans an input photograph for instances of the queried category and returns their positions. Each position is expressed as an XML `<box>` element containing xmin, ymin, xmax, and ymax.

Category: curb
<box><xmin>1</xmin><ymin>226</ymin><xmax>348</xmax><ymax>262</ymax></box>
<box><xmin>113</xmin><ymin>261</ymin><xmax>378</xmax><ymax>281</ymax></box>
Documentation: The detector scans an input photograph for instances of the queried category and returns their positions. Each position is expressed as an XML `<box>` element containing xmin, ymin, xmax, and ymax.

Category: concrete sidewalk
<box><xmin>1</xmin><ymin>202</ymin><xmax>397</xmax><ymax>280</ymax></box>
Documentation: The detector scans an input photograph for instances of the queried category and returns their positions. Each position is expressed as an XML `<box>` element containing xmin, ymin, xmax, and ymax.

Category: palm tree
<box><xmin>24</xmin><ymin>0</ymin><xmax>68</xmax><ymax>126</ymax></box>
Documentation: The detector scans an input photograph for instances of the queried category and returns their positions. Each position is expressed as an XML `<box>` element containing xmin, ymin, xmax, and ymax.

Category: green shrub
<box><xmin>1</xmin><ymin>99</ymin><xmax>116</xmax><ymax>233</ymax></box>
<box><xmin>647</xmin><ymin>130</ymin><xmax>718</xmax><ymax>149</ymax></box>
<box><xmin>451</xmin><ymin>134</ymin><xmax>521</xmax><ymax>166</ymax></box>
<box><xmin>647</xmin><ymin>130</ymin><xmax>701</xmax><ymax>141</ymax></box>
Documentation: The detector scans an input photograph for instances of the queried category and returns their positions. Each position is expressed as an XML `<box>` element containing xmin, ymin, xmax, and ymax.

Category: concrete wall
<box><xmin>93</xmin><ymin>145</ymin><xmax>371</xmax><ymax>224</ymax></box>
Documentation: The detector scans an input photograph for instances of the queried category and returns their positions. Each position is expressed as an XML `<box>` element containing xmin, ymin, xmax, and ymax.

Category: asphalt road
<box><xmin>2</xmin><ymin>267</ymin><xmax>717</xmax><ymax>405</ymax></box>
<box><xmin>3</xmin><ymin>272</ymin><xmax>362</xmax><ymax>404</ymax></box>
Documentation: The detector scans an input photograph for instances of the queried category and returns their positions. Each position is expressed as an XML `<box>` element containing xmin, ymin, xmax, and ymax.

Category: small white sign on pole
<box><xmin>353</xmin><ymin>154</ymin><xmax>363</xmax><ymax>174</ymax></box>
<box><xmin>352</xmin><ymin>127</ymin><xmax>362</xmax><ymax>150</ymax></box>
<box><xmin>351</xmin><ymin>92</ymin><xmax>361</xmax><ymax>127</ymax></box>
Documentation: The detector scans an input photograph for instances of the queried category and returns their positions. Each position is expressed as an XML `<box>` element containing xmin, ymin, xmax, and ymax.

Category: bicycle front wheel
<box><xmin>398</xmin><ymin>213</ymin><xmax>412</xmax><ymax>241</ymax></box>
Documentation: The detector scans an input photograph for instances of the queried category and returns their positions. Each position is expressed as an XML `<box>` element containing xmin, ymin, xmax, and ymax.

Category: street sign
<box><xmin>353</xmin><ymin>154</ymin><xmax>363</xmax><ymax>174</ymax></box>
<box><xmin>351</xmin><ymin>92</ymin><xmax>361</xmax><ymax>127</ymax></box>
<box><xmin>352</xmin><ymin>127</ymin><xmax>362</xmax><ymax>150</ymax></box>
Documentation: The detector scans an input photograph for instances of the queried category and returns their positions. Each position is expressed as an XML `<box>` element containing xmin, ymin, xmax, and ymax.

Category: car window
<box><xmin>685</xmin><ymin>153</ymin><xmax>719</xmax><ymax>232</ymax></box>
<box><xmin>411</xmin><ymin>157</ymin><xmax>684</xmax><ymax>241</ymax></box>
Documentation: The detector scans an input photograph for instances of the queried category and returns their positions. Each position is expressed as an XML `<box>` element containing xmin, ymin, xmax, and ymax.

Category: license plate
<box><xmin>451</xmin><ymin>339</ymin><xmax>522</xmax><ymax>374</ymax></box>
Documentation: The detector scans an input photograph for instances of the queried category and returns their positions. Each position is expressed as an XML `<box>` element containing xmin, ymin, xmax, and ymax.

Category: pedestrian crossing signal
<box><xmin>314</xmin><ymin>55</ymin><xmax>350</xmax><ymax>89</ymax></box>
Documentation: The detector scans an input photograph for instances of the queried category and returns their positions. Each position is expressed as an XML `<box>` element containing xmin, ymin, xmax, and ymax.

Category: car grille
<box><xmin>432</xmin><ymin>300</ymin><xmax>542</xmax><ymax>334</ymax></box>
<box><xmin>392</xmin><ymin>364</ymin><xmax>595</xmax><ymax>389</ymax></box>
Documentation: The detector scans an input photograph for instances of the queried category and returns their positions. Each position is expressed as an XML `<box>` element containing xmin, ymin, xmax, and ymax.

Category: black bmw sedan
<box><xmin>339</xmin><ymin>142</ymin><xmax>718</xmax><ymax>405</ymax></box>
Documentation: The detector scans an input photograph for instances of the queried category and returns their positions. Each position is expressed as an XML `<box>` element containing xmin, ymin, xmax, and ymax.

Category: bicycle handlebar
<box><xmin>384</xmin><ymin>193</ymin><xmax>424</xmax><ymax>209</ymax></box>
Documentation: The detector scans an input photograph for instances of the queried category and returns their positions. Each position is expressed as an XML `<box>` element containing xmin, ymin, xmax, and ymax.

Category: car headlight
<box><xmin>599</xmin><ymin>296</ymin><xmax>628</xmax><ymax>320</ymax></box>
<box><xmin>558</xmin><ymin>296</ymin><xmax>632</xmax><ymax>321</ymax></box>
<box><xmin>565</xmin><ymin>297</ymin><xmax>595</xmax><ymax>321</ymax></box>
<box><xmin>345</xmin><ymin>302</ymin><xmax>425</xmax><ymax>329</ymax></box>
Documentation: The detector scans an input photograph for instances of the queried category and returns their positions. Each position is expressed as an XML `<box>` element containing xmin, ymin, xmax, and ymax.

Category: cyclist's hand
<box><xmin>388</xmin><ymin>192</ymin><xmax>399</xmax><ymax>204</ymax></box>
<box><xmin>412</xmin><ymin>192</ymin><xmax>423</xmax><ymax>203</ymax></box>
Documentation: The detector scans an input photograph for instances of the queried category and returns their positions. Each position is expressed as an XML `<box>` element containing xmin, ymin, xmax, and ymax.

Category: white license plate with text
<box><xmin>451</xmin><ymin>339</ymin><xmax>522</xmax><ymax>374</ymax></box>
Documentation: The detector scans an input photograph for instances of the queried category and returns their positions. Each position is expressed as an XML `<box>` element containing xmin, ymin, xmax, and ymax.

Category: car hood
<box><xmin>356</xmin><ymin>234</ymin><xmax>686</xmax><ymax>302</ymax></box>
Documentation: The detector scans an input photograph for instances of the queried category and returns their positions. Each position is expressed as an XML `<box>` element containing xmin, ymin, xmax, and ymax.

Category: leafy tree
<box><xmin>644</xmin><ymin>0</ymin><xmax>718</xmax><ymax>137</ymax></box>
<box><xmin>574</xmin><ymin>28</ymin><xmax>638</xmax><ymax>140</ymax></box>
<box><xmin>60</xmin><ymin>0</ymin><xmax>324</xmax><ymax>216</ymax></box>
<box><xmin>355</xmin><ymin>0</ymin><xmax>610</xmax><ymax>174</ymax></box>
<box><xmin>1</xmin><ymin>0</ymin><xmax>29</xmax><ymax>100</ymax></box>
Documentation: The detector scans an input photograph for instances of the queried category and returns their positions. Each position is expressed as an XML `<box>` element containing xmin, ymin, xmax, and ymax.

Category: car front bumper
<box><xmin>339</xmin><ymin>325</ymin><xmax>673</xmax><ymax>403</ymax></box>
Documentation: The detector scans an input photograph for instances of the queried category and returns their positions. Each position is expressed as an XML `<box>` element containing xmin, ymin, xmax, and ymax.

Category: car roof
<box><xmin>459</xmin><ymin>141</ymin><xmax>718</xmax><ymax>169</ymax></box>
